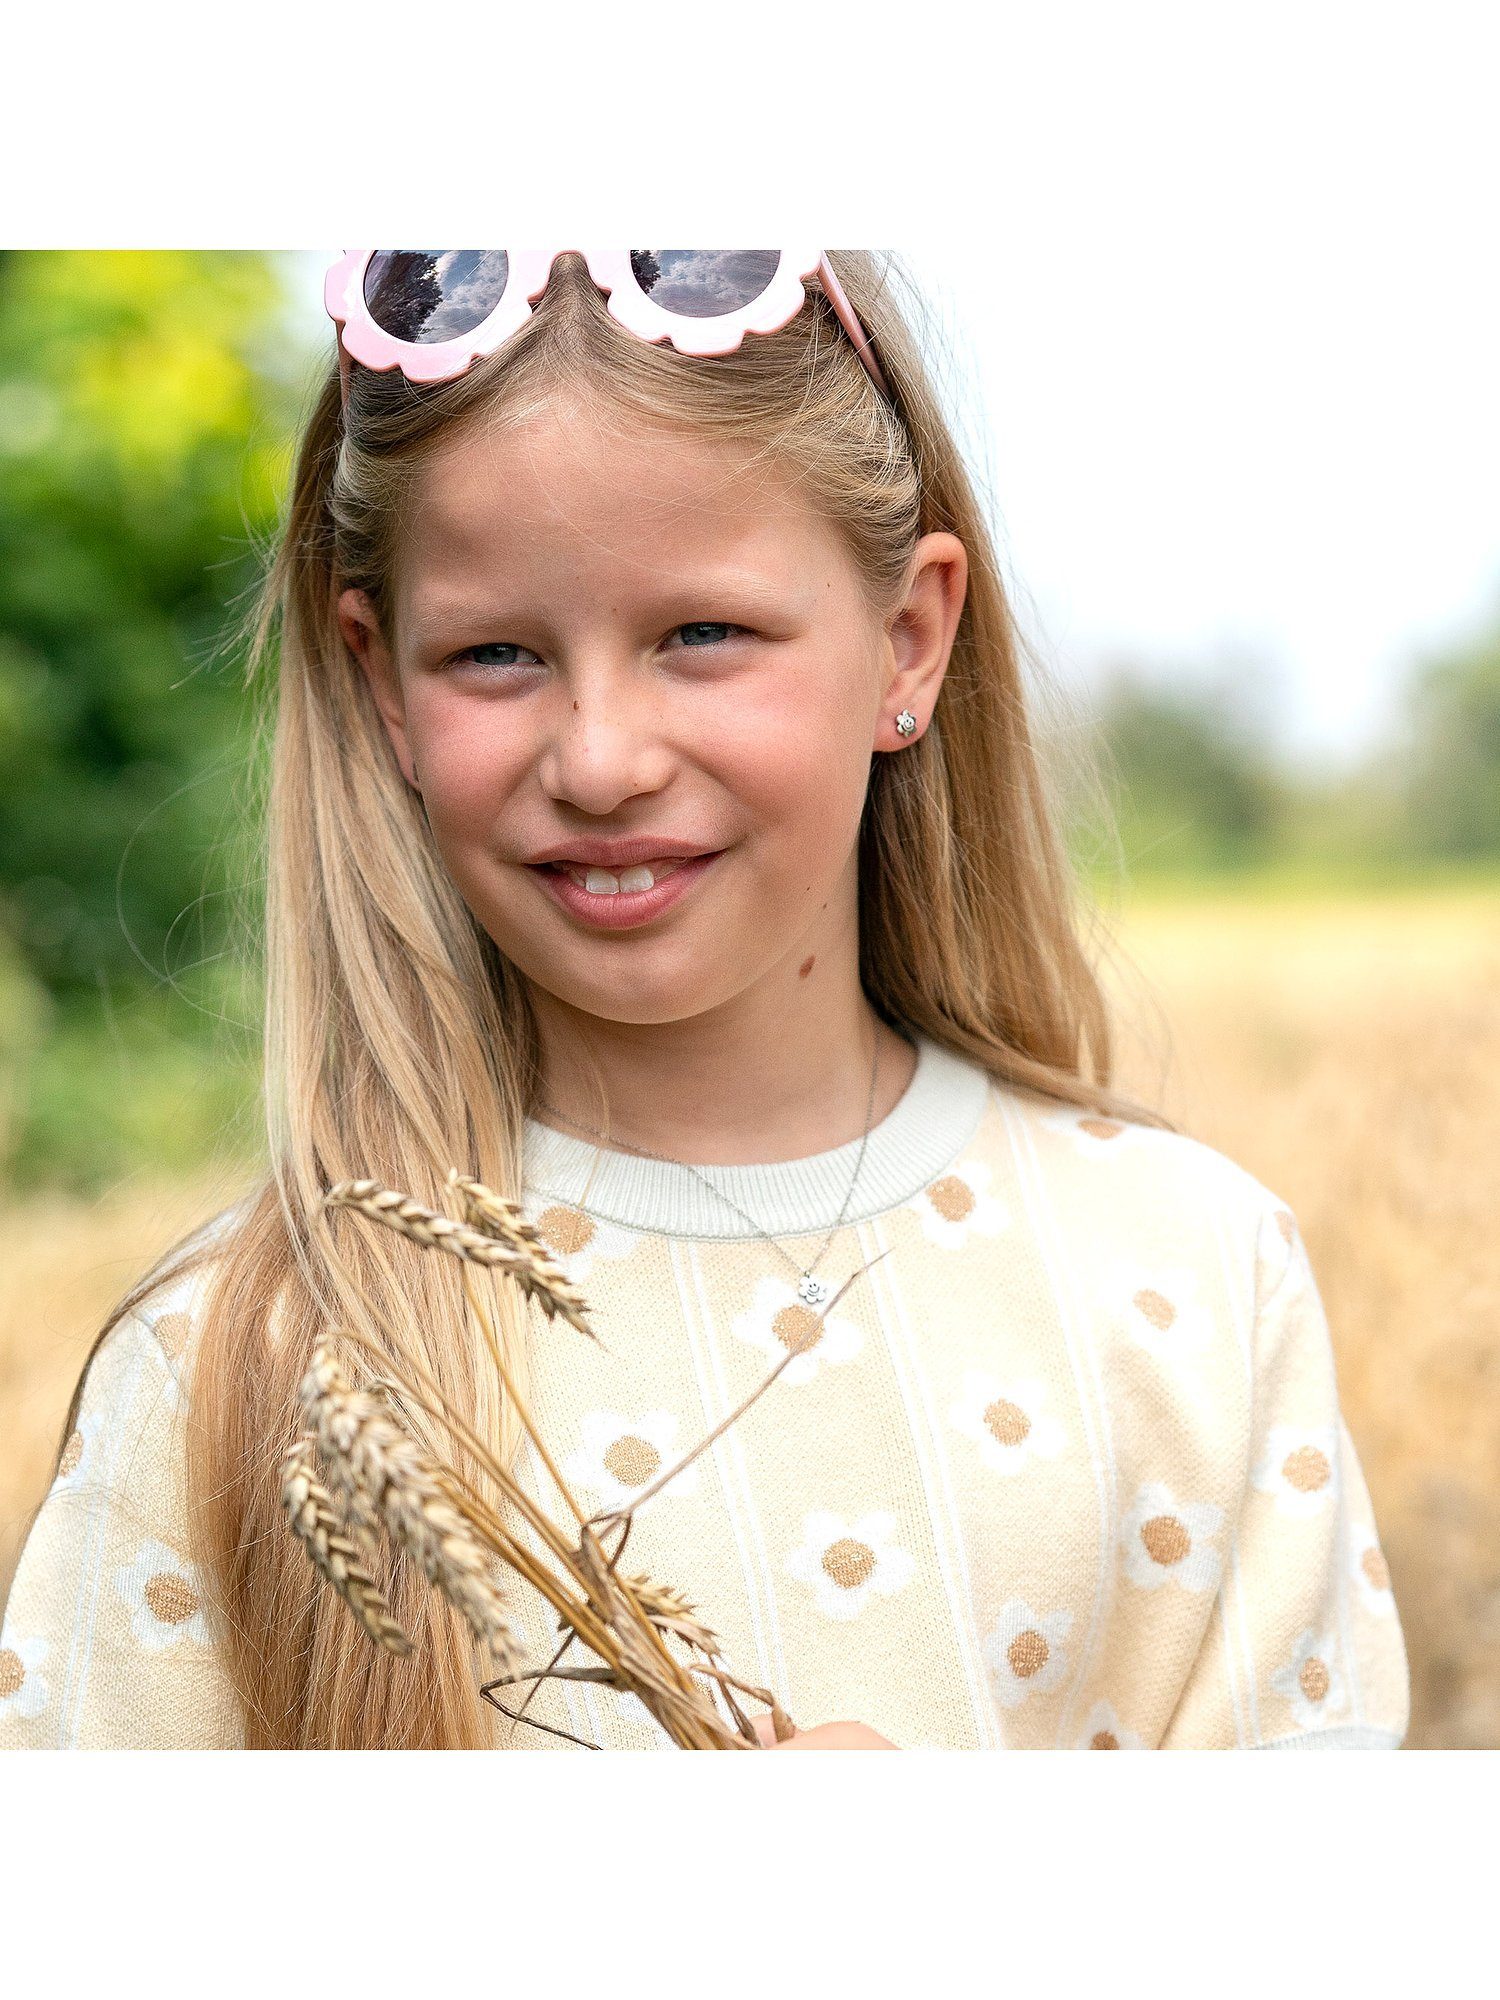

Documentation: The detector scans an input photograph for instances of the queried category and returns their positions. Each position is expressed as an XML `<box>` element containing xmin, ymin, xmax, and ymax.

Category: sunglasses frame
<box><xmin>324</xmin><ymin>249</ymin><xmax>893</xmax><ymax>412</ymax></box>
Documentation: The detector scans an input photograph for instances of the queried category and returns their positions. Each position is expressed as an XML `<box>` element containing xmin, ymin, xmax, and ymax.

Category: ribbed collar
<box><xmin>520</xmin><ymin>1030</ymin><xmax>991</xmax><ymax>1240</ymax></box>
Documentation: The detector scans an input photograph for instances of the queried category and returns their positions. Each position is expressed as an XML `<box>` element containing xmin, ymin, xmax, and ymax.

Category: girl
<box><xmin>0</xmin><ymin>249</ymin><xmax>1409</xmax><ymax>1751</ymax></box>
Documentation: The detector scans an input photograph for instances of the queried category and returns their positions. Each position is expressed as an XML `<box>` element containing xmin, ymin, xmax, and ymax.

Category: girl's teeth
<box><xmin>562</xmin><ymin>859</ymin><xmax>685</xmax><ymax>894</ymax></box>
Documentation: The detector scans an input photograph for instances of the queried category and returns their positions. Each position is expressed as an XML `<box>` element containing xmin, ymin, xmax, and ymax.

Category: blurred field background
<box><xmin>1</xmin><ymin>252</ymin><xmax>1496</xmax><ymax>1746</ymax></box>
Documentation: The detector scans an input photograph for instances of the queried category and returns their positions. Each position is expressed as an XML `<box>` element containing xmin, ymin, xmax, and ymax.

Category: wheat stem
<box><xmin>332</xmin><ymin>1322</ymin><xmax>583</xmax><ymax>1573</ymax></box>
<box><xmin>459</xmin><ymin>1264</ymin><xmax>590</xmax><ymax>1529</ymax></box>
<box><xmin>588</xmin><ymin>1255</ymin><xmax>888</xmax><ymax>1526</ymax></box>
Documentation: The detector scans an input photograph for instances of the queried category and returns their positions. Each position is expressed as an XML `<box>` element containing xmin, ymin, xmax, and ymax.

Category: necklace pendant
<box><xmin>797</xmin><ymin>1272</ymin><xmax>828</xmax><ymax>1306</ymax></box>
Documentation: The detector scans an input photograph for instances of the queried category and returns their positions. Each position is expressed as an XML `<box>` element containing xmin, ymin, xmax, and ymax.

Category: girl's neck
<box><xmin>528</xmin><ymin>991</ymin><xmax>918</xmax><ymax>1168</ymax></box>
<box><xmin>519</xmin><ymin>1028</ymin><xmax>991</xmax><ymax>1241</ymax></box>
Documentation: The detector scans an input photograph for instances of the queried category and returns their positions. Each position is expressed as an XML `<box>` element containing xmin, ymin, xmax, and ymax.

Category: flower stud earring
<box><xmin>894</xmin><ymin>709</ymin><xmax>918</xmax><ymax>737</ymax></box>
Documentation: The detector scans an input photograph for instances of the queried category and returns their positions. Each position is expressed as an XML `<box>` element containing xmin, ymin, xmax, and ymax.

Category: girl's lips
<box><xmin>529</xmin><ymin>850</ymin><xmax>723</xmax><ymax>931</ymax></box>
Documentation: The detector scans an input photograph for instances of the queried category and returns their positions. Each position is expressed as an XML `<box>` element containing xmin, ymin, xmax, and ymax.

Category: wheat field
<box><xmin>3</xmin><ymin>884</ymin><xmax>1496</xmax><ymax>1746</ymax></box>
<box><xmin>1093</xmin><ymin>882</ymin><xmax>1500</xmax><ymax>1749</ymax></box>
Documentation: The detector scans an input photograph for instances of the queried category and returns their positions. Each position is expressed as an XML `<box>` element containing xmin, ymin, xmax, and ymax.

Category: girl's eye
<box><xmin>449</xmin><ymin>642</ymin><xmax>540</xmax><ymax>671</ymax></box>
<box><xmin>671</xmin><ymin>622</ymin><xmax>744</xmax><ymax>648</ymax></box>
<box><xmin>445</xmin><ymin>624</ymin><xmax>747</xmax><ymax>672</ymax></box>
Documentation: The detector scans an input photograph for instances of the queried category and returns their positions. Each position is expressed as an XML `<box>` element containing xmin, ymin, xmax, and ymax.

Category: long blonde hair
<box><xmin>53</xmin><ymin>251</ymin><xmax>1173</xmax><ymax>1747</ymax></box>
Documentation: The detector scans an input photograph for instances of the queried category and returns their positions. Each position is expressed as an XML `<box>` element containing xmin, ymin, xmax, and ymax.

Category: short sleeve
<box><xmin>1160</xmin><ymin>1196</ymin><xmax>1411</xmax><ymax>1749</ymax></box>
<box><xmin>0</xmin><ymin>1297</ymin><xmax>245</xmax><ymax>1751</ymax></box>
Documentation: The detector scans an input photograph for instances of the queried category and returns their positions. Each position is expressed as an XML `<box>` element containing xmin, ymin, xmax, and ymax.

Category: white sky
<box><xmin>907</xmin><ymin>237</ymin><xmax>1500</xmax><ymax>775</ymax></box>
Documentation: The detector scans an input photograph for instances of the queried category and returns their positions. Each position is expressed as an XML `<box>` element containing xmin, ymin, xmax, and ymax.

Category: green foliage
<box><xmin>1077</xmin><ymin>665</ymin><xmax>1285</xmax><ymax>875</ymax></box>
<box><xmin>0</xmin><ymin>250</ymin><xmax>298</xmax><ymax>1000</ymax></box>
<box><xmin>1401</xmin><ymin>626</ymin><xmax>1500</xmax><ymax>856</ymax></box>
<box><xmin>10</xmin><ymin>980</ymin><xmax>263</xmax><ymax>1196</ymax></box>
<box><xmin>0</xmin><ymin>250</ymin><xmax>310</xmax><ymax>1190</ymax></box>
<box><xmin>1076</xmin><ymin>606</ymin><xmax>1500</xmax><ymax>890</ymax></box>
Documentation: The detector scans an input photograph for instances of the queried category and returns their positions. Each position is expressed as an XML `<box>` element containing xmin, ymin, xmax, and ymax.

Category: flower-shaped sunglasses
<box><xmin>323</xmin><ymin>249</ymin><xmax>893</xmax><ymax>414</ymax></box>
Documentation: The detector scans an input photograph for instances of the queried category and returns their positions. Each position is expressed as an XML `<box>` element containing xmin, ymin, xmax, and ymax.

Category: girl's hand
<box><xmin>749</xmin><ymin>1712</ymin><xmax>899</xmax><ymax>1749</ymax></box>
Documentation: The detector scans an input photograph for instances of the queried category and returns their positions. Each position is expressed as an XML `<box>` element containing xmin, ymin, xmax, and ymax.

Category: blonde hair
<box><xmin>54</xmin><ymin>251</ymin><xmax>1174</xmax><ymax>1747</ymax></box>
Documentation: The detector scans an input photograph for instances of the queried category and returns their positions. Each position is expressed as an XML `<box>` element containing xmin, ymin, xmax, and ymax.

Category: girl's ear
<box><xmin>338</xmin><ymin>586</ymin><xmax>421</xmax><ymax>790</ymax></box>
<box><xmin>881</xmin><ymin>532</ymin><xmax>968</xmax><ymax>747</ymax></box>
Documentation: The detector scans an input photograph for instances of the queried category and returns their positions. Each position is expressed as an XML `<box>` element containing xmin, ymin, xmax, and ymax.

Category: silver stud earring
<box><xmin>895</xmin><ymin>709</ymin><xmax>918</xmax><ymax>737</ymax></box>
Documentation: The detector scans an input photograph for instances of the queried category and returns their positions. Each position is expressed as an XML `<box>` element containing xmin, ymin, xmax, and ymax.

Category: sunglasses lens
<box><xmin>363</xmin><ymin>252</ymin><xmax>511</xmax><ymax>343</ymax></box>
<box><xmin>628</xmin><ymin>250</ymin><xmax>782</xmax><ymax>318</ymax></box>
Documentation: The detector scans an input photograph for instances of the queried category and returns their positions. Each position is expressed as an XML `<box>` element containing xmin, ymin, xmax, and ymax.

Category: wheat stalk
<box><xmin>297</xmin><ymin>1341</ymin><xmax>522</xmax><ymax>1673</ymax></box>
<box><xmin>279</xmin><ymin>1434</ymin><xmax>414</xmax><ymax>1656</ymax></box>
<box><xmin>292</xmin><ymin>1171</ymin><xmax>878</xmax><ymax>1747</ymax></box>
<box><xmin>622</xmin><ymin>1573</ymin><xmax>722</xmax><ymax>1655</ymax></box>
<box><xmin>324</xmin><ymin>1177</ymin><xmax>598</xmax><ymax>1341</ymax></box>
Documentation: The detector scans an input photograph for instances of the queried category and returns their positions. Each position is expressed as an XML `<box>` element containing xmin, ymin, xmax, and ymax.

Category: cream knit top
<box><xmin>0</xmin><ymin>1032</ymin><xmax>1410</xmax><ymax>1750</ymax></box>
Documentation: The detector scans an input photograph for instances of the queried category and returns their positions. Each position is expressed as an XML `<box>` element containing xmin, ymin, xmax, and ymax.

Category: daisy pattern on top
<box><xmin>49</xmin><ymin>1408</ymin><xmax>103</xmax><ymax>1494</ymax></box>
<box><xmin>150</xmin><ymin>1305</ymin><xmax>199</xmax><ymax>1396</ymax></box>
<box><xmin>1102</xmin><ymin>1259</ymin><xmax>1216</xmax><ymax>1362</ymax></box>
<box><xmin>1269</xmin><ymin>1205</ymin><xmax>1302</xmax><ymax>1252</ymax></box>
<box><xmin>730</xmin><ymin>1274</ymin><xmax>864</xmax><ymax>1388</ymax></box>
<box><xmin>1270</xmin><ymin>1627</ymin><xmax>1348</xmax><ymax>1731</ymax></box>
<box><xmin>948</xmin><ymin>1372</ymin><xmax>1065</xmax><ymax>1476</ymax></box>
<box><xmin>562</xmin><ymin>1408</ymin><xmax>701</xmax><ymax>1515</ymax></box>
<box><xmin>908</xmin><ymin>1156</ymin><xmax>1010</xmax><ymax>1248</ymax></box>
<box><xmin>522</xmin><ymin>1199</ymin><xmax>642</xmax><ymax>1282</ymax></box>
<box><xmin>1119</xmin><ymin>1480</ymin><xmax>1224</xmax><ymax>1592</ymax></box>
<box><xmin>1251</xmin><ymin>1423</ymin><xmax>1340</xmax><ymax>1517</ymax></box>
<box><xmin>784</xmin><ymin>1509</ymin><xmax>915</xmax><ymax>1622</ymax></box>
<box><xmin>983</xmin><ymin>1596</ymin><xmax>1073</xmax><ymax>1709</ymax></box>
<box><xmin>1075</xmin><ymin>1698</ymin><xmax>1145</xmax><ymax>1749</ymax></box>
<box><xmin>114</xmin><ymin>1538</ymin><xmax>214</xmax><ymax>1653</ymax></box>
<box><xmin>0</xmin><ymin>1635</ymin><xmax>50</xmax><ymax>1722</ymax></box>
<box><xmin>1351</xmin><ymin>1529</ymin><xmax>1397</xmax><ymax>1616</ymax></box>
<box><xmin>1039</xmin><ymin>1106</ymin><xmax>1150</xmax><ymax>1159</ymax></box>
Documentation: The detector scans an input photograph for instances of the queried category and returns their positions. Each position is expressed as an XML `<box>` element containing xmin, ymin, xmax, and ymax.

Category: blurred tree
<box><xmin>0</xmin><ymin>250</ymin><xmax>319</xmax><ymax>1189</ymax></box>
<box><xmin>1082</xmin><ymin>663</ymin><xmax>1286</xmax><ymax>875</ymax></box>
<box><xmin>1400</xmin><ymin>617</ymin><xmax>1500</xmax><ymax>857</ymax></box>
<box><xmin>0</xmin><ymin>250</ymin><xmax>304</xmax><ymax>1002</ymax></box>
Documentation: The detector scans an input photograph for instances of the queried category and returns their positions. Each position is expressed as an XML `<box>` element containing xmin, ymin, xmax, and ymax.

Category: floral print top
<box><xmin>0</xmin><ymin>1033</ymin><xmax>1410</xmax><ymax>1750</ymax></box>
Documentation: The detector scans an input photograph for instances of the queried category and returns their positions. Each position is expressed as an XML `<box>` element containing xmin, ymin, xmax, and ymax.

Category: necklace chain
<box><xmin>535</xmin><ymin>1028</ymin><xmax>882</xmax><ymax>1307</ymax></box>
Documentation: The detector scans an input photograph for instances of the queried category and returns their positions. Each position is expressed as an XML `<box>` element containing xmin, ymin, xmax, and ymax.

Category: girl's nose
<box><xmin>534</xmin><ymin>671</ymin><xmax>675</xmax><ymax>816</ymax></box>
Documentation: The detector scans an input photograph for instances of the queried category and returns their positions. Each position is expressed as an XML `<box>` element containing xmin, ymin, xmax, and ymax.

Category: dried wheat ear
<box><xmin>280</xmin><ymin>1170</ymin><xmax>871</xmax><ymax>1747</ymax></box>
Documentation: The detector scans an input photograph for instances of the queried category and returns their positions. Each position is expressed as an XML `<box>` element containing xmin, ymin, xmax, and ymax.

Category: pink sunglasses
<box><xmin>323</xmin><ymin>249</ymin><xmax>893</xmax><ymax>414</ymax></box>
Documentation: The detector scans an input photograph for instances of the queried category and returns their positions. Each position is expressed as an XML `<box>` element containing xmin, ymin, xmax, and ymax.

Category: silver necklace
<box><xmin>536</xmin><ymin>1027</ymin><xmax>882</xmax><ymax>1307</ymax></box>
